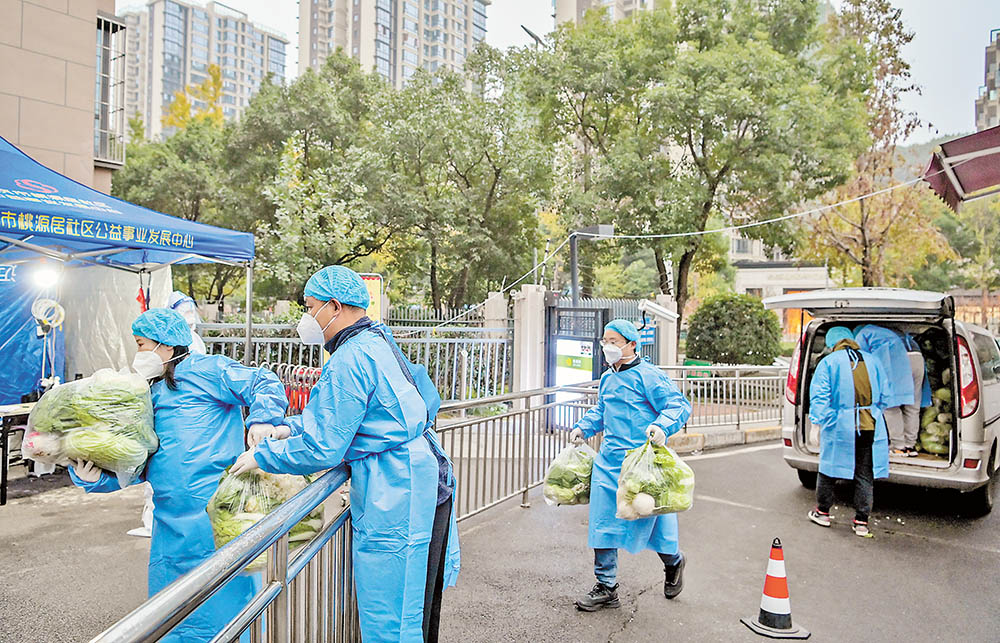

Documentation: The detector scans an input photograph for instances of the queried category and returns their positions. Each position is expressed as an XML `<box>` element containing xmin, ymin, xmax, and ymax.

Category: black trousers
<box><xmin>422</xmin><ymin>495</ymin><xmax>452</xmax><ymax>643</ymax></box>
<box><xmin>816</xmin><ymin>430</ymin><xmax>875</xmax><ymax>522</ymax></box>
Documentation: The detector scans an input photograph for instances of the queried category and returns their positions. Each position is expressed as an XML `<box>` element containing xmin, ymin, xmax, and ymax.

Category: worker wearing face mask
<box><xmin>230</xmin><ymin>265</ymin><xmax>460</xmax><ymax>643</ymax></box>
<box><xmin>68</xmin><ymin>308</ymin><xmax>287</xmax><ymax>642</ymax></box>
<box><xmin>568</xmin><ymin>319</ymin><xmax>692</xmax><ymax>612</ymax></box>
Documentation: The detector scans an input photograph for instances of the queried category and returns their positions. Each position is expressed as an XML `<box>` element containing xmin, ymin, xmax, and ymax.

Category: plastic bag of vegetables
<box><xmin>615</xmin><ymin>441</ymin><xmax>695</xmax><ymax>520</ymax></box>
<box><xmin>543</xmin><ymin>441</ymin><xmax>597</xmax><ymax>506</ymax></box>
<box><xmin>24</xmin><ymin>369</ymin><xmax>157</xmax><ymax>486</ymax></box>
<box><xmin>206</xmin><ymin>467</ymin><xmax>325</xmax><ymax>573</ymax></box>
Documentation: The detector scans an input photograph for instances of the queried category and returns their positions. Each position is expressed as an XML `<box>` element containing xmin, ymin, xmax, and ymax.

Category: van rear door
<box><xmin>762</xmin><ymin>288</ymin><xmax>953</xmax><ymax>319</ymax></box>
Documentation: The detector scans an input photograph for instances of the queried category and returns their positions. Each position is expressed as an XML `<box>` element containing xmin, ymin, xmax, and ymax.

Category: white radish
<box><xmin>631</xmin><ymin>493</ymin><xmax>656</xmax><ymax>516</ymax></box>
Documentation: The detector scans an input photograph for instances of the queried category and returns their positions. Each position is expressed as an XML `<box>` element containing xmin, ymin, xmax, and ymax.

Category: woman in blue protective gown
<box><xmin>568</xmin><ymin>319</ymin><xmax>692</xmax><ymax>612</ymax></box>
<box><xmin>68</xmin><ymin>308</ymin><xmax>288</xmax><ymax>642</ymax></box>
<box><xmin>230</xmin><ymin>265</ymin><xmax>460</xmax><ymax>643</ymax></box>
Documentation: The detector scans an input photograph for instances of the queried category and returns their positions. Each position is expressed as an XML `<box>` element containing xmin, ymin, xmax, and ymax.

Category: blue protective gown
<box><xmin>252</xmin><ymin>322</ymin><xmax>460</xmax><ymax>643</ymax></box>
<box><xmin>808</xmin><ymin>348</ymin><xmax>891</xmax><ymax>480</ymax></box>
<box><xmin>854</xmin><ymin>325</ymin><xmax>915</xmax><ymax>408</ymax></box>
<box><xmin>69</xmin><ymin>354</ymin><xmax>288</xmax><ymax>641</ymax></box>
<box><xmin>574</xmin><ymin>360</ymin><xmax>692</xmax><ymax>555</ymax></box>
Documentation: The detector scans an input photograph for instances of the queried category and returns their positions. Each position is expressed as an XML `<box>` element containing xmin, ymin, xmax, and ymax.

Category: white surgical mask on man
<box><xmin>297</xmin><ymin>301</ymin><xmax>336</xmax><ymax>345</ymax></box>
<box><xmin>602</xmin><ymin>343</ymin><xmax>624</xmax><ymax>365</ymax></box>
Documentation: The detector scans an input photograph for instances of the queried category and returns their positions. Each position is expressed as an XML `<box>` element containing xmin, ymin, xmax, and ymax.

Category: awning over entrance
<box><xmin>923</xmin><ymin>125</ymin><xmax>1000</xmax><ymax>211</ymax></box>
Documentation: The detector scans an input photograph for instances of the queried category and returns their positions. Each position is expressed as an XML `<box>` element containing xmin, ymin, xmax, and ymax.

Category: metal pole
<box><xmin>244</xmin><ymin>261</ymin><xmax>254</xmax><ymax>366</ymax></box>
<box><xmin>570</xmin><ymin>233</ymin><xmax>579</xmax><ymax>308</ymax></box>
<box><xmin>520</xmin><ymin>396</ymin><xmax>532</xmax><ymax>508</ymax></box>
<box><xmin>735</xmin><ymin>369</ymin><xmax>742</xmax><ymax>433</ymax></box>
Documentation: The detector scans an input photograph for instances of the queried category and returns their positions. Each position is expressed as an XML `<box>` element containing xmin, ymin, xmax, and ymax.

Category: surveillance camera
<box><xmin>638</xmin><ymin>299</ymin><xmax>678</xmax><ymax>322</ymax></box>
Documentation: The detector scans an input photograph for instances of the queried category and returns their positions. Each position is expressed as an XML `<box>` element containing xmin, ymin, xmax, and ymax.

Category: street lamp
<box><xmin>570</xmin><ymin>224</ymin><xmax>614</xmax><ymax>308</ymax></box>
<box><xmin>521</xmin><ymin>25</ymin><xmax>544</xmax><ymax>49</ymax></box>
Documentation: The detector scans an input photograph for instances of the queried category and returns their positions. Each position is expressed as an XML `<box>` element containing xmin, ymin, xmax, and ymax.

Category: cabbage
<box><xmin>206</xmin><ymin>467</ymin><xmax>324</xmax><ymax>572</ymax></box>
<box><xmin>63</xmin><ymin>429</ymin><xmax>147</xmax><ymax>478</ymax></box>
<box><xmin>542</xmin><ymin>442</ymin><xmax>597</xmax><ymax>506</ymax></box>
<box><xmin>616</xmin><ymin>441</ymin><xmax>694</xmax><ymax>519</ymax></box>
<box><xmin>26</xmin><ymin>369</ymin><xmax>156</xmax><ymax>486</ymax></box>
<box><xmin>921</xmin><ymin>406</ymin><xmax>938</xmax><ymax>429</ymax></box>
<box><xmin>933</xmin><ymin>388</ymin><xmax>952</xmax><ymax>403</ymax></box>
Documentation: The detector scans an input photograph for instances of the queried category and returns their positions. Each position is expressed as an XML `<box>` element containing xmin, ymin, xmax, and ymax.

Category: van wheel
<box><xmin>797</xmin><ymin>470</ymin><xmax>817</xmax><ymax>490</ymax></box>
<box><xmin>963</xmin><ymin>473</ymin><xmax>996</xmax><ymax>517</ymax></box>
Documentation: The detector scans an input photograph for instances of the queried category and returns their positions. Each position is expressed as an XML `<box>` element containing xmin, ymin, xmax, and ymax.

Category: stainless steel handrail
<box><xmin>90</xmin><ymin>466</ymin><xmax>350</xmax><ymax>643</ymax></box>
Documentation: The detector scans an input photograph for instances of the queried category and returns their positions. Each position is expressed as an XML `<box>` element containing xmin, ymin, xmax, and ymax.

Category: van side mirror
<box><xmin>993</xmin><ymin>363</ymin><xmax>1000</xmax><ymax>377</ymax></box>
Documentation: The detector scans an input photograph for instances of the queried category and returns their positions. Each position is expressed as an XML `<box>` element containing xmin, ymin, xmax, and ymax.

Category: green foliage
<box><xmin>686</xmin><ymin>293</ymin><xmax>782</xmax><ymax>365</ymax></box>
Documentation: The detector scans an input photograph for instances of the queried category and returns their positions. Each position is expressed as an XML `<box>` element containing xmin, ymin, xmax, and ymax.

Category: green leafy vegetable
<box><xmin>543</xmin><ymin>442</ymin><xmax>597</xmax><ymax>506</ymax></box>
<box><xmin>26</xmin><ymin>369</ymin><xmax>156</xmax><ymax>486</ymax></box>
<box><xmin>206</xmin><ymin>468</ymin><xmax>325</xmax><ymax>572</ymax></box>
<box><xmin>616</xmin><ymin>441</ymin><xmax>694</xmax><ymax>519</ymax></box>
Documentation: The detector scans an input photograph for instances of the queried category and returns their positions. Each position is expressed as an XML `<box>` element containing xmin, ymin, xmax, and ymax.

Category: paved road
<box><xmin>439</xmin><ymin>443</ymin><xmax>1000</xmax><ymax>642</ymax></box>
<box><xmin>3</xmin><ymin>442</ymin><xmax>998</xmax><ymax>642</ymax></box>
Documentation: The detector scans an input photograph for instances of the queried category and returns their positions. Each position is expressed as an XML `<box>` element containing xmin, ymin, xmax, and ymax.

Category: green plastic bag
<box><xmin>543</xmin><ymin>442</ymin><xmax>597</xmax><ymax>506</ymax></box>
<box><xmin>616</xmin><ymin>441</ymin><xmax>695</xmax><ymax>520</ymax></box>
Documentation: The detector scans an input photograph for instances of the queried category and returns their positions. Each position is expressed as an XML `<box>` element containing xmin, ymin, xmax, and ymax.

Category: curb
<box><xmin>669</xmin><ymin>426</ymin><xmax>782</xmax><ymax>454</ymax></box>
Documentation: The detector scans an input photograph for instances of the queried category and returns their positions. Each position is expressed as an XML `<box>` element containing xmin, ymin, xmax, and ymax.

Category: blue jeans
<box><xmin>594</xmin><ymin>548</ymin><xmax>682</xmax><ymax>587</ymax></box>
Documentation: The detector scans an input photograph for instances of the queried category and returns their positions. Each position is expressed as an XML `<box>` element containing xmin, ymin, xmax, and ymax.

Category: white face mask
<box><xmin>132</xmin><ymin>343</ymin><xmax>183</xmax><ymax>379</ymax></box>
<box><xmin>297</xmin><ymin>301</ymin><xmax>336</xmax><ymax>346</ymax></box>
<box><xmin>602</xmin><ymin>343</ymin><xmax>624</xmax><ymax>365</ymax></box>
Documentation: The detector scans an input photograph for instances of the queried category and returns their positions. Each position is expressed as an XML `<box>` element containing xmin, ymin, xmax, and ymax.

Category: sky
<box><xmin>118</xmin><ymin>0</ymin><xmax>996</xmax><ymax>144</ymax></box>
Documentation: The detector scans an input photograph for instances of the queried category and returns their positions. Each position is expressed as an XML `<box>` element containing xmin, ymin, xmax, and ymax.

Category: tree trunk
<box><xmin>861</xmin><ymin>242</ymin><xmax>875</xmax><ymax>287</ymax></box>
<box><xmin>674</xmin><ymin>247</ymin><xmax>697</xmax><ymax>346</ymax></box>
<box><xmin>983</xmin><ymin>286</ymin><xmax>989</xmax><ymax>327</ymax></box>
<box><xmin>653</xmin><ymin>246</ymin><xmax>672</xmax><ymax>295</ymax></box>
<box><xmin>429</xmin><ymin>240</ymin><xmax>441</xmax><ymax>313</ymax></box>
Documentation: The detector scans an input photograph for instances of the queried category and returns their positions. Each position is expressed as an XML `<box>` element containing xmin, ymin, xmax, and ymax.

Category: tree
<box><xmin>522</xmin><ymin>2</ymin><xmax>868</xmax><ymax>338</ymax></box>
<box><xmin>804</xmin><ymin>0</ymin><xmax>948</xmax><ymax>286</ymax></box>
<box><xmin>956</xmin><ymin>198</ymin><xmax>1000</xmax><ymax>325</ymax></box>
<box><xmin>686</xmin><ymin>293</ymin><xmax>782</xmax><ymax>365</ymax></box>
<box><xmin>377</xmin><ymin>57</ymin><xmax>552</xmax><ymax>310</ymax></box>
<box><xmin>162</xmin><ymin>64</ymin><xmax>225</xmax><ymax>130</ymax></box>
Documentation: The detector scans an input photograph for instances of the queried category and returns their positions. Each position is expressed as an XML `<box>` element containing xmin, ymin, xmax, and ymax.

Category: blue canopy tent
<box><xmin>0</xmin><ymin>136</ymin><xmax>258</xmax><ymax>385</ymax></box>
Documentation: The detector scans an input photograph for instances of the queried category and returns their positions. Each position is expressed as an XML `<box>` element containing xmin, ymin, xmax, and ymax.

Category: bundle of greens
<box><xmin>207</xmin><ymin>467</ymin><xmax>325</xmax><ymax>572</ymax></box>
<box><xmin>616</xmin><ymin>441</ymin><xmax>694</xmax><ymax>519</ymax></box>
<box><xmin>24</xmin><ymin>369</ymin><xmax>157</xmax><ymax>486</ymax></box>
<box><xmin>543</xmin><ymin>442</ymin><xmax>597</xmax><ymax>506</ymax></box>
<box><xmin>917</xmin><ymin>386</ymin><xmax>954</xmax><ymax>456</ymax></box>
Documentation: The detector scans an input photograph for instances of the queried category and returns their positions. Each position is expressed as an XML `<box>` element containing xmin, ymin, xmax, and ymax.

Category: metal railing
<box><xmin>661</xmin><ymin>365</ymin><xmax>787</xmax><ymax>431</ymax></box>
<box><xmin>200</xmin><ymin>324</ymin><xmax>514</xmax><ymax>403</ymax></box>
<box><xmin>91</xmin><ymin>467</ymin><xmax>358</xmax><ymax>643</ymax></box>
<box><xmin>90</xmin><ymin>368</ymin><xmax>785</xmax><ymax>642</ymax></box>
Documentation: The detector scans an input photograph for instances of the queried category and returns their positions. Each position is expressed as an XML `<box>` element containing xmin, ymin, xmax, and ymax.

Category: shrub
<box><xmin>686</xmin><ymin>293</ymin><xmax>781</xmax><ymax>365</ymax></box>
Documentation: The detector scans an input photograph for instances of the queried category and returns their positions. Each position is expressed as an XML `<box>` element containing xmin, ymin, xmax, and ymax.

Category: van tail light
<box><xmin>783</xmin><ymin>438</ymin><xmax>793</xmax><ymax>447</ymax></box>
<box><xmin>785</xmin><ymin>337</ymin><xmax>802</xmax><ymax>404</ymax></box>
<box><xmin>957</xmin><ymin>336</ymin><xmax>980</xmax><ymax>418</ymax></box>
<box><xmin>963</xmin><ymin>458</ymin><xmax>981</xmax><ymax>470</ymax></box>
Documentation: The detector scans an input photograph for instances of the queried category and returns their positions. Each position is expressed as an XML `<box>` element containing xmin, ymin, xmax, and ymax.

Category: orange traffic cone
<box><xmin>741</xmin><ymin>538</ymin><xmax>810</xmax><ymax>639</ymax></box>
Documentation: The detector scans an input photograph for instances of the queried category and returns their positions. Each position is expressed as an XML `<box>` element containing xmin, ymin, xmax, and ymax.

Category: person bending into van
<box><xmin>854</xmin><ymin>324</ymin><xmax>917</xmax><ymax>457</ymax></box>
<box><xmin>807</xmin><ymin>326</ymin><xmax>891</xmax><ymax>538</ymax></box>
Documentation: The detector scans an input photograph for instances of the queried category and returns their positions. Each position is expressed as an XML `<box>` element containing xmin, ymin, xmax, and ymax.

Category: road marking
<box><xmin>685</xmin><ymin>443</ymin><xmax>782</xmax><ymax>461</ymax></box>
<box><xmin>695</xmin><ymin>494</ymin><xmax>770</xmax><ymax>513</ymax></box>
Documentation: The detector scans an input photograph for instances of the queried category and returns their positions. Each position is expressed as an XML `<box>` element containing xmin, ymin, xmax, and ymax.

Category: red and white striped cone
<box><xmin>741</xmin><ymin>538</ymin><xmax>810</xmax><ymax>639</ymax></box>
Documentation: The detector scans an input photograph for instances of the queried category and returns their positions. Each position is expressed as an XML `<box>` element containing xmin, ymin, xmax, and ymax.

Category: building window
<box><xmin>745</xmin><ymin>288</ymin><xmax>763</xmax><ymax>298</ymax></box>
<box><xmin>95</xmin><ymin>16</ymin><xmax>126</xmax><ymax>166</ymax></box>
<box><xmin>732</xmin><ymin>237</ymin><xmax>751</xmax><ymax>254</ymax></box>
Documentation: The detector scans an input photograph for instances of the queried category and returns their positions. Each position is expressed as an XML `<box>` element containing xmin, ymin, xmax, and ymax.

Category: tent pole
<box><xmin>244</xmin><ymin>261</ymin><xmax>254</xmax><ymax>366</ymax></box>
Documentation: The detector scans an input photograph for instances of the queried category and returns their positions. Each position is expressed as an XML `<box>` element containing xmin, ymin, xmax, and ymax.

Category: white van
<box><xmin>764</xmin><ymin>288</ymin><xmax>1000</xmax><ymax>515</ymax></box>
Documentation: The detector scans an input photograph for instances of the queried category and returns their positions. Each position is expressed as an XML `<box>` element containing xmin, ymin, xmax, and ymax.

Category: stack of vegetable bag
<box><xmin>543</xmin><ymin>442</ymin><xmax>597</xmax><ymax>506</ymax></box>
<box><xmin>206</xmin><ymin>468</ymin><xmax>325</xmax><ymax>571</ymax></box>
<box><xmin>616</xmin><ymin>441</ymin><xmax>695</xmax><ymax>520</ymax></box>
<box><xmin>22</xmin><ymin>369</ymin><xmax>157</xmax><ymax>486</ymax></box>
<box><xmin>919</xmin><ymin>386</ymin><xmax>953</xmax><ymax>456</ymax></box>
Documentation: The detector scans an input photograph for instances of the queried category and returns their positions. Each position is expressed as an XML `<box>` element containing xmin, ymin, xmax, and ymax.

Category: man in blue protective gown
<box><xmin>230</xmin><ymin>265</ymin><xmax>459</xmax><ymax>643</ymax></box>
<box><xmin>68</xmin><ymin>308</ymin><xmax>288</xmax><ymax>641</ymax></box>
<box><xmin>807</xmin><ymin>326</ymin><xmax>891</xmax><ymax>538</ymax></box>
<box><xmin>567</xmin><ymin>319</ymin><xmax>692</xmax><ymax>611</ymax></box>
<box><xmin>854</xmin><ymin>324</ymin><xmax>918</xmax><ymax>457</ymax></box>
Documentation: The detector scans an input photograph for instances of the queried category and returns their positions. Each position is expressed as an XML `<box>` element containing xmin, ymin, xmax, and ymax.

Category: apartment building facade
<box><xmin>1</xmin><ymin>0</ymin><xmax>127</xmax><ymax>193</ymax></box>
<box><xmin>975</xmin><ymin>28</ymin><xmax>1000</xmax><ymax>131</ymax></box>
<box><xmin>120</xmin><ymin>0</ymin><xmax>289</xmax><ymax>140</ymax></box>
<box><xmin>553</xmin><ymin>0</ymin><xmax>656</xmax><ymax>25</ymax></box>
<box><xmin>299</xmin><ymin>0</ymin><xmax>489</xmax><ymax>88</ymax></box>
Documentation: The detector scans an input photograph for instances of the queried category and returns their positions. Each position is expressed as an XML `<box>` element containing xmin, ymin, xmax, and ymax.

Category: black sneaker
<box><xmin>663</xmin><ymin>554</ymin><xmax>685</xmax><ymax>599</ymax></box>
<box><xmin>575</xmin><ymin>582</ymin><xmax>620</xmax><ymax>611</ymax></box>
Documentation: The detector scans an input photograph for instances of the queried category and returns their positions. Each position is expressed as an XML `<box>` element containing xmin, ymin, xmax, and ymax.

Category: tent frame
<box><xmin>0</xmin><ymin>236</ymin><xmax>255</xmax><ymax>366</ymax></box>
<box><xmin>933</xmin><ymin>144</ymin><xmax>1000</xmax><ymax>205</ymax></box>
